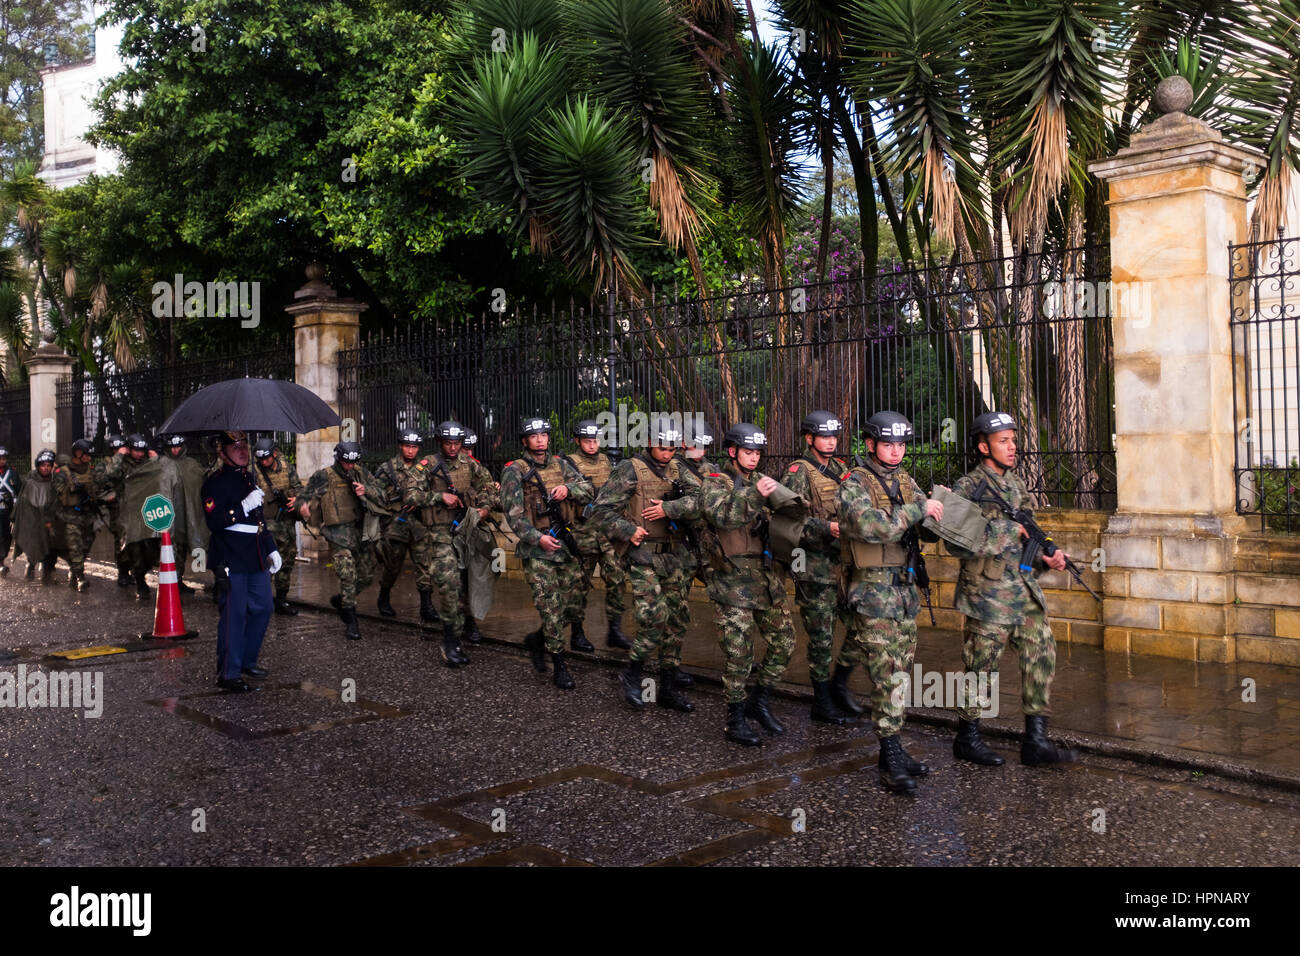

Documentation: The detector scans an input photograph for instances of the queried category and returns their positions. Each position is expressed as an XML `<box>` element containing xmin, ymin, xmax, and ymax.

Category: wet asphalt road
<box><xmin>1</xmin><ymin>557</ymin><xmax>1298</xmax><ymax>867</ymax></box>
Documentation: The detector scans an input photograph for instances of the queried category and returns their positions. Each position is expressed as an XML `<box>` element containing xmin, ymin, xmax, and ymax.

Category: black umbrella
<box><xmin>157</xmin><ymin>378</ymin><xmax>341</xmax><ymax>435</ymax></box>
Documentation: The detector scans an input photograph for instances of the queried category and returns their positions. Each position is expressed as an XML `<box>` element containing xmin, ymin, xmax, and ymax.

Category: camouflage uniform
<box><xmin>591</xmin><ymin>453</ymin><xmax>694</xmax><ymax>667</ymax></box>
<box><xmin>947</xmin><ymin>462</ymin><xmax>1055</xmax><ymax>719</ymax></box>
<box><xmin>500</xmin><ymin>452</ymin><xmax>594</xmax><ymax>654</ymax></box>
<box><xmin>51</xmin><ymin>456</ymin><xmax>105</xmax><ymax>582</ymax></box>
<box><xmin>301</xmin><ymin>462</ymin><xmax>383</xmax><ymax>608</ymax></box>
<box><xmin>838</xmin><ymin>457</ymin><xmax>930</xmax><ymax>735</ymax></box>
<box><xmin>781</xmin><ymin>450</ymin><xmax>850</xmax><ymax>682</ymax></box>
<box><xmin>565</xmin><ymin>449</ymin><xmax>627</xmax><ymax>628</ymax></box>
<box><xmin>695</xmin><ymin>461</ymin><xmax>796</xmax><ymax>705</ymax></box>
<box><xmin>423</xmin><ymin>449</ymin><xmax>500</xmax><ymax>634</ymax></box>
<box><xmin>372</xmin><ymin>455</ymin><xmax>435</xmax><ymax>592</ymax></box>
<box><xmin>253</xmin><ymin>454</ymin><xmax>304</xmax><ymax>601</ymax></box>
<box><xmin>99</xmin><ymin>456</ymin><xmax>128</xmax><ymax>579</ymax></box>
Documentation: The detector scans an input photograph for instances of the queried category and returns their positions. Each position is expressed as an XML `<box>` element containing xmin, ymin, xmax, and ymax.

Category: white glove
<box><xmin>240</xmin><ymin>488</ymin><xmax>265</xmax><ymax>513</ymax></box>
<box><xmin>267</xmin><ymin>550</ymin><xmax>283</xmax><ymax>574</ymax></box>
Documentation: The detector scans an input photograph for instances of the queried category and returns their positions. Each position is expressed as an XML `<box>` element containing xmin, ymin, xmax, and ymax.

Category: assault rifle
<box><xmin>664</xmin><ymin>478</ymin><xmax>703</xmax><ymax>563</ymax></box>
<box><xmin>382</xmin><ymin>460</ymin><xmax>419</xmax><ymax>524</ymax></box>
<box><xmin>751</xmin><ymin>512</ymin><xmax>773</xmax><ymax>570</ymax></box>
<box><xmin>860</xmin><ymin>466</ymin><xmax>936</xmax><ymax>625</ymax></box>
<box><xmin>969</xmin><ymin>480</ymin><xmax>1101</xmax><ymax>602</ymax></box>
<box><xmin>432</xmin><ymin>458</ymin><xmax>468</xmax><ymax>530</ymax></box>
<box><xmin>255</xmin><ymin>460</ymin><xmax>296</xmax><ymax>521</ymax></box>
<box><xmin>522</xmin><ymin>462</ymin><xmax>583</xmax><ymax>571</ymax></box>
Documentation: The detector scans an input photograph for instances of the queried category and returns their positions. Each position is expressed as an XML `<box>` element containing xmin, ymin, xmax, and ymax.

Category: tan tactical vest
<box><xmin>319</xmin><ymin>466</ymin><xmax>362</xmax><ymax>527</ymax></box>
<box><xmin>627</xmin><ymin>455</ymin><xmax>681</xmax><ymax>542</ymax></box>
<box><xmin>566</xmin><ymin>451</ymin><xmax>612</xmax><ymax>490</ymax></box>
<box><xmin>59</xmin><ymin>461</ymin><xmax>94</xmax><ymax>507</ymax></box>
<box><xmin>842</xmin><ymin>465</ymin><xmax>918</xmax><ymax>569</ymax></box>
<box><xmin>426</xmin><ymin>453</ymin><xmax>473</xmax><ymax>525</ymax></box>
<box><xmin>256</xmin><ymin>458</ymin><xmax>291</xmax><ymax>495</ymax></box>
<box><xmin>714</xmin><ymin>468</ymin><xmax>764</xmax><ymax>558</ymax></box>
<box><xmin>518</xmin><ymin>455</ymin><xmax>574</xmax><ymax>533</ymax></box>
<box><xmin>796</xmin><ymin>457</ymin><xmax>842</xmax><ymax>521</ymax></box>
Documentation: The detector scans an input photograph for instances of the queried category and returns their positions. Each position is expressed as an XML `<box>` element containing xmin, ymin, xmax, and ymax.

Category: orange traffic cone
<box><xmin>151</xmin><ymin>530</ymin><xmax>190</xmax><ymax>638</ymax></box>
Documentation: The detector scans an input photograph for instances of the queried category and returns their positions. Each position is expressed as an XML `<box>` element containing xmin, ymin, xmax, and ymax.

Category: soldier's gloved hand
<box><xmin>267</xmin><ymin>551</ymin><xmax>283</xmax><ymax>574</ymax></box>
<box><xmin>240</xmin><ymin>488</ymin><xmax>265</xmax><ymax>513</ymax></box>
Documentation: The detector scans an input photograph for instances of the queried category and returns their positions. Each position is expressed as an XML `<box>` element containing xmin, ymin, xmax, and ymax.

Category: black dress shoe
<box><xmin>241</xmin><ymin>665</ymin><xmax>269</xmax><ymax>678</ymax></box>
<box><xmin>217</xmin><ymin>677</ymin><xmax>253</xmax><ymax>693</ymax></box>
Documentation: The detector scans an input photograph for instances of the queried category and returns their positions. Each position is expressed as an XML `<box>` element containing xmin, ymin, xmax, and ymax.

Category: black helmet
<box><xmin>165</xmin><ymin>434</ymin><xmax>186</xmax><ymax>448</ymax></box>
<box><xmin>971</xmin><ymin>411</ymin><xmax>1017</xmax><ymax>439</ymax></box>
<box><xmin>435</xmin><ymin>421</ymin><xmax>466</xmax><ymax>441</ymax></box>
<box><xmin>684</xmin><ymin>419</ymin><xmax>714</xmax><ymax>449</ymax></box>
<box><xmin>397</xmin><ymin>429</ymin><xmax>422</xmax><ymax>446</ymax></box>
<box><xmin>127</xmin><ymin>433</ymin><xmax>149</xmax><ymax>451</ymax></box>
<box><xmin>723</xmin><ymin>423</ymin><xmax>767</xmax><ymax>450</ymax></box>
<box><xmin>253</xmin><ymin>437</ymin><xmax>277</xmax><ymax>459</ymax></box>
<box><xmin>572</xmin><ymin>419</ymin><xmax>600</xmax><ymax>440</ymax></box>
<box><xmin>519</xmin><ymin>416</ymin><xmax>551</xmax><ymax>438</ymax></box>
<box><xmin>334</xmin><ymin>441</ymin><xmax>363</xmax><ymax>462</ymax></box>
<box><xmin>800</xmin><ymin>411</ymin><xmax>843</xmax><ymax>436</ymax></box>
<box><xmin>36</xmin><ymin>449</ymin><xmax>56</xmax><ymax>464</ymax></box>
<box><xmin>648</xmin><ymin>415</ymin><xmax>684</xmax><ymax>448</ymax></box>
<box><xmin>864</xmin><ymin>411</ymin><xmax>914</xmax><ymax>443</ymax></box>
<box><xmin>71</xmin><ymin>438</ymin><xmax>95</xmax><ymax>455</ymax></box>
<box><xmin>0</xmin><ymin>445</ymin><xmax>7</xmax><ymax>457</ymax></box>
<box><xmin>106</xmin><ymin>435</ymin><xmax>125</xmax><ymax>451</ymax></box>
<box><xmin>464</xmin><ymin>429</ymin><xmax>478</xmax><ymax>447</ymax></box>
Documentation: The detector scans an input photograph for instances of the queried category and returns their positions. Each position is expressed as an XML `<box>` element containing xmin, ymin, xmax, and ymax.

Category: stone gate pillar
<box><xmin>26</xmin><ymin>340</ymin><xmax>74</xmax><ymax>454</ymax></box>
<box><xmin>287</xmin><ymin>263</ymin><xmax>367</xmax><ymax>562</ymax></box>
<box><xmin>1088</xmin><ymin>77</ymin><xmax>1263</xmax><ymax>662</ymax></box>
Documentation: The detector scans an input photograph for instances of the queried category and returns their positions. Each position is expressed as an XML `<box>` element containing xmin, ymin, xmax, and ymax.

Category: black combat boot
<box><xmin>524</xmin><ymin>629</ymin><xmax>546</xmax><ymax>673</ymax></box>
<box><xmin>42</xmin><ymin>561</ymin><xmax>54</xmax><ymax>584</ymax></box>
<box><xmin>70</xmin><ymin>570</ymin><xmax>89</xmax><ymax>592</ymax></box>
<box><xmin>116</xmin><ymin>566</ymin><xmax>131</xmax><ymax>588</ymax></box>
<box><xmin>745</xmin><ymin>684</ymin><xmax>785</xmax><ymax>736</ymax></box>
<box><xmin>441</xmin><ymin>622</ymin><xmax>468</xmax><ymax>668</ymax></box>
<box><xmin>377</xmin><ymin>587</ymin><xmax>396</xmax><ymax>618</ymax></box>
<box><xmin>619</xmin><ymin>659</ymin><xmax>646</xmax><ymax>709</ymax></box>
<box><xmin>656</xmin><ymin>669</ymin><xmax>695</xmax><ymax>713</ymax></box>
<box><xmin>177</xmin><ymin>578</ymin><xmax>194</xmax><ymax>595</ymax></box>
<box><xmin>953</xmin><ymin>718</ymin><xmax>1006</xmax><ymax>766</ymax></box>
<box><xmin>725</xmin><ymin>702</ymin><xmax>761</xmax><ymax>747</ymax></box>
<box><xmin>811</xmin><ymin>680</ymin><xmax>851</xmax><ymax>724</ymax></box>
<box><xmin>134</xmin><ymin>569</ymin><xmax>150</xmax><ymax>600</ymax></box>
<box><xmin>569</xmin><ymin>621</ymin><xmax>594</xmax><ymax>653</ymax></box>
<box><xmin>342</xmin><ymin>606</ymin><xmax>362</xmax><ymax>640</ymax></box>
<box><xmin>830</xmin><ymin>664</ymin><xmax>865</xmax><ymax>716</ymax></box>
<box><xmin>897</xmin><ymin>739</ymin><xmax>931</xmax><ymax>776</ymax></box>
<box><xmin>551</xmin><ymin>652</ymin><xmax>575</xmax><ymax>690</ymax></box>
<box><xmin>273</xmin><ymin>596</ymin><xmax>298</xmax><ymax>616</ymax></box>
<box><xmin>877</xmin><ymin>735</ymin><xmax>918</xmax><ymax>794</ymax></box>
<box><xmin>665</xmin><ymin>663</ymin><xmax>694</xmax><ymax>687</ymax></box>
<box><xmin>1021</xmin><ymin>715</ymin><xmax>1077</xmax><ymax>766</ymax></box>
<box><xmin>463</xmin><ymin>618</ymin><xmax>483</xmax><ymax>645</ymax></box>
<box><xmin>418</xmin><ymin>590</ymin><xmax>440</xmax><ymax>624</ymax></box>
<box><xmin>606</xmin><ymin>618</ymin><xmax>632</xmax><ymax>649</ymax></box>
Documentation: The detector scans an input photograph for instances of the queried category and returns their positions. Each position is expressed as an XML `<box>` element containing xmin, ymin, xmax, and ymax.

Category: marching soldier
<box><xmin>423</xmin><ymin>420</ymin><xmax>498</xmax><ymax>667</ymax></box>
<box><xmin>102</xmin><ymin>436</ymin><xmax>130</xmax><ymax>586</ymax></box>
<box><xmin>781</xmin><ymin>411</ymin><xmax>854</xmax><ymax>725</ymax></box>
<box><xmin>0</xmin><ymin>445</ymin><xmax>21</xmax><ymax>575</ymax></box>
<box><xmin>565</xmin><ymin>419</ymin><xmax>631</xmax><ymax>651</ymax></box>
<box><xmin>945</xmin><ymin>412</ymin><xmax>1076</xmax><ymax>767</ymax></box>
<box><xmin>696</xmin><ymin>424</ymin><xmax>801</xmax><ymax>746</ymax></box>
<box><xmin>297</xmin><ymin>442</ymin><xmax>385</xmax><ymax>640</ymax></box>
<box><xmin>680</xmin><ymin>421</ymin><xmax>714</xmax><ymax>479</ymax></box>
<box><xmin>51</xmin><ymin>438</ymin><xmax>104</xmax><ymax>591</ymax></box>
<box><xmin>104</xmin><ymin>434</ymin><xmax>161</xmax><ymax>600</ymax></box>
<box><xmin>838</xmin><ymin>412</ymin><xmax>944</xmax><ymax>793</ymax></box>
<box><xmin>593</xmin><ymin>417</ymin><xmax>697</xmax><ymax>714</ymax></box>
<box><xmin>252</xmin><ymin>437</ymin><xmax>303</xmax><ymax>615</ymax></box>
<box><xmin>457</xmin><ymin>425</ymin><xmax>500</xmax><ymax>645</ymax></box>
<box><xmin>162</xmin><ymin>435</ymin><xmax>208</xmax><ymax>593</ymax></box>
<box><xmin>372</xmin><ymin>430</ymin><xmax>434</xmax><ymax>624</ymax></box>
<box><xmin>14</xmin><ymin>449</ymin><xmax>58</xmax><ymax>580</ymax></box>
<box><xmin>499</xmin><ymin>416</ymin><xmax>594</xmax><ymax>690</ymax></box>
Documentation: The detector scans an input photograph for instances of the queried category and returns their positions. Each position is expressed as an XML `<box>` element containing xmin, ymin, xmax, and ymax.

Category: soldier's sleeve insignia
<box><xmin>707</xmin><ymin>473</ymin><xmax>723</xmax><ymax>478</ymax></box>
<box><xmin>842</xmin><ymin>473</ymin><xmax>852</xmax><ymax>480</ymax></box>
<box><xmin>788</xmin><ymin>464</ymin><xmax>800</xmax><ymax>473</ymax></box>
<box><xmin>204</xmin><ymin>497</ymin><xmax>216</xmax><ymax>512</ymax></box>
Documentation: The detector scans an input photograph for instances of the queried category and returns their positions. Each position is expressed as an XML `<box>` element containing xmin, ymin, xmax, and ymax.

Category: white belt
<box><xmin>226</xmin><ymin>523</ymin><xmax>260</xmax><ymax>533</ymax></box>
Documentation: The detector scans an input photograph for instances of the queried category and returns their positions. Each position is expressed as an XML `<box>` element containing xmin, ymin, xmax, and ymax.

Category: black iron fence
<box><xmin>342</xmin><ymin>246</ymin><xmax>1115</xmax><ymax>509</ymax></box>
<box><xmin>0</xmin><ymin>382</ymin><xmax>30</xmax><ymax>473</ymax></box>
<box><xmin>56</xmin><ymin>339</ymin><xmax>295</xmax><ymax>461</ymax></box>
<box><xmin>1231</xmin><ymin>229</ymin><xmax>1299</xmax><ymax>531</ymax></box>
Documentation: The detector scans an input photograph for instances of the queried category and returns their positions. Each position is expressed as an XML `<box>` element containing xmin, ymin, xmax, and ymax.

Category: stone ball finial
<box><xmin>305</xmin><ymin>261</ymin><xmax>326</xmax><ymax>282</ymax></box>
<box><xmin>1153</xmin><ymin>75</ymin><xmax>1194</xmax><ymax>115</ymax></box>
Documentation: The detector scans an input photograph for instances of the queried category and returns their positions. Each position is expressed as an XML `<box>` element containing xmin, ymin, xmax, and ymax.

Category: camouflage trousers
<box><xmin>265</xmin><ymin>520</ymin><xmax>297</xmax><ymax>598</ymax></box>
<box><xmin>794</xmin><ymin>580</ymin><xmax>854</xmax><ymax>682</ymax></box>
<box><xmin>521</xmin><ymin>556</ymin><xmax>586</xmax><ymax>654</ymax></box>
<box><xmin>715</xmin><ymin>602</ymin><xmax>796</xmax><ymax>705</ymax></box>
<box><xmin>423</xmin><ymin>533</ymin><xmax>467</xmax><ymax>634</ymax></box>
<box><xmin>959</xmin><ymin>612</ymin><xmax>1055</xmax><ymax>720</ymax></box>
<box><xmin>61</xmin><ymin>518</ymin><xmax>96</xmax><ymax>575</ymax></box>
<box><xmin>568</xmin><ymin>535</ymin><xmax>626</xmax><ymax>624</ymax></box>
<box><xmin>378</xmin><ymin>522</ymin><xmax>435</xmax><ymax>592</ymax></box>
<box><xmin>330</xmin><ymin>542</ymin><xmax>377</xmax><ymax>609</ymax></box>
<box><xmin>844</xmin><ymin>614</ymin><xmax>918</xmax><ymax>736</ymax></box>
<box><xmin>626</xmin><ymin>561</ymin><xmax>691</xmax><ymax>667</ymax></box>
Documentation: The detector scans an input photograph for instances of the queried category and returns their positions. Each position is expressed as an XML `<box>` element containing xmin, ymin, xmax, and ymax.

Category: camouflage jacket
<box><xmin>591</xmin><ymin>453</ymin><xmax>697</xmax><ymax>568</ymax></box>
<box><xmin>500</xmin><ymin>451</ymin><xmax>594</xmax><ymax>564</ymax></box>
<box><xmin>947</xmin><ymin>462</ymin><xmax>1047</xmax><ymax>624</ymax></box>
<box><xmin>51</xmin><ymin>457</ymin><xmax>108</xmax><ymax>523</ymax></box>
<box><xmin>696</xmin><ymin>460</ymin><xmax>787</xmax><ymax>610</ymax></box>
<box><xmin>838</xmin><ymin>457</ymin><xmax>927</xmax><ymax>621</ymax></box>
<box><xmin>781</xmin><ymin>450</ymin><xmax>848</xmax><ymax>585</ymax></box>
<box><xmin>372</xmin><ymin>454</ymin><xmax>434</xmax><ymax>539</ymax></box>
<box><xmin>422</xmin><ymin>450</ymin><xmax>501</xmax><ymax>540</ymax></box>
<box><xmin>301</xmin><ymin>463</ymin><xmax>383</xmax><ymax>549</ymax></box>
<box><xmin>253</xmin><ymin>455</ymin><xmax>304</xmax><ymax>527</ymax></box>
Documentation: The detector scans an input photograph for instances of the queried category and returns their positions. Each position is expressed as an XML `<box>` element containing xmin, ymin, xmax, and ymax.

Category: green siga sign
<box><xmin>141</xmin><ymin>494</ymin><xmax>175</xmax><ymax>533</ymax></box>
